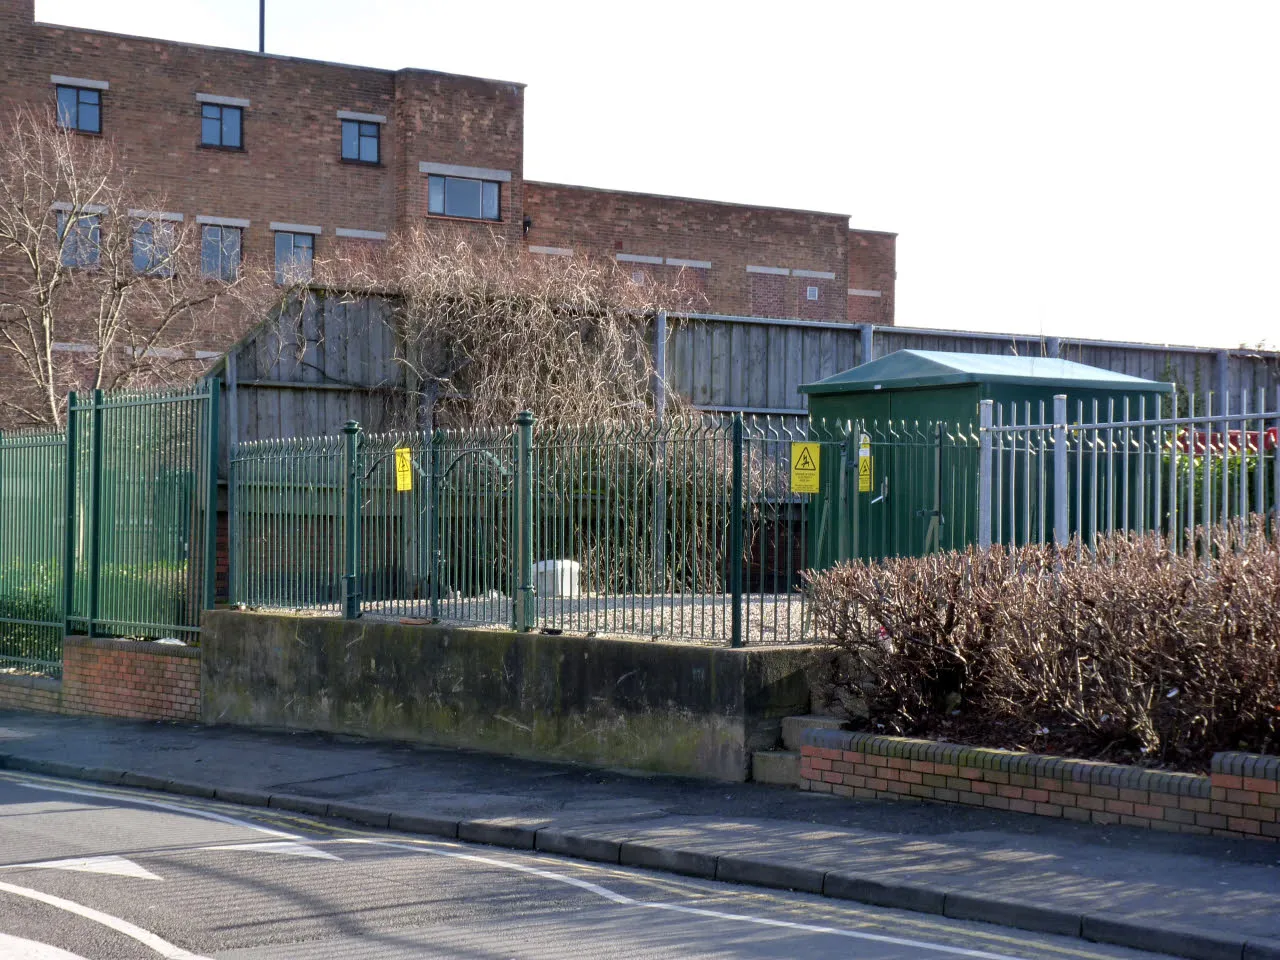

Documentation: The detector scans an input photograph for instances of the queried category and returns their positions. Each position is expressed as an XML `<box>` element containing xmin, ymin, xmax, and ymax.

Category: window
<box><xmin>56</xmin><ymin>86</ymin><xmax>101</xmax><ymax>134</ymax></box>
<box><xmin>132</xmin><ymin>221</ymin><xmax>176</xmax><ymax>276</ymax></box>
<box><xmin>201</xmin><ymin>225</ymin><xmax>241</xmax><ymax>281</ymax></box>
<box><xmin>806</xmin><ymin>285</ymin><xmax>820</xmax><ymax>301</ymax></box>
<box><xmin>341</xmin><ymin>120</ymin><xmax>379</xmax><ymax>164</ymax></box>
<box><xmin>274</xmin><ymin>231</ymin><xmax>314</xmax><ymax>284</ymax></box>
<box><xmin>427</xmin><ymin>175</ymin><xmax>500</xmax><ymax>221</ymax></box>
<box><xmin>201</xmin><ymin>104</ymin><xmax>242</xmax><ymax>149</ymax></box>
<box><xmin>57</xmin><ymin>211</ymin><xmax>101</xmax><ymax>267</ymax></box>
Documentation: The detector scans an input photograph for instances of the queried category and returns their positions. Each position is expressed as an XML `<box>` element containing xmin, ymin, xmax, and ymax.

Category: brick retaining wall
<box><xmin>0</xmin><ymin>637</ymin><xmax>200</xmax><ymax>722</ymax></box>
<box><xmin>0</xmin><ymin>674</ymin><xmax>61</xmax><ymax>714</ymax></box>
<box><xmin>801</xmin><ymin>729</ymin><xmax>1280</xmax><ymax>842</ymax></box>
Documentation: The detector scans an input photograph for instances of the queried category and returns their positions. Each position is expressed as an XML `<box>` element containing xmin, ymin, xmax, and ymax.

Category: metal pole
<box><xmin>227</xmin><ymin>353</ymin><xmax>239</xmax><ymax>605</ymax></box>
<box><xmin>1274</xmin><ymin>386</ymin><xmax>1280</xmax><ymax>537</ymax></box>
<box><xmin>259</xmin><ymin>0</ymin><xmax>265</xmax><ymax>53</ymax></box>
<box><xmin>729</xmin><ymin>412</ymin><xmax>744</xmax><ymax>648</ymax></box>
<box><xmin>859</xmin><ymin>324</ymin><xmax>874</xmax><ymax>365</ymax></box>
<box><xmin>428</xmin><ymin>430</ymin><xmax>441</xmax><ymax>620</ymax></box>
<box><xmin>651</xmin><ymin>311</ymin><xmax>668</xmax><ymax>589</ymax></box>
<box><xmin>1053</xmin><ymin>394</ymin><xmax>1068</xmax><ymax>546</ymax></box>
<box><xmin>652</xmin><ymin>310</ymin><xmax>668</xmax><ymax>422</ymax></box>
<box><xmin>87</xmin><ymin>389</ymin><xmax>104</xmax><ymax>638</ymax></box>
<box><xmin>514</xmin><ymin>410</ymin><xmax>535</xmax><ymax>632</ymax></box>
<box><xmin>342</xmin><ymin>420</ymin><xmax>361</xmax><ymax>620</ymax></box>
<box><xmin>203</xmin><ymin>378</ymin><xmax>221</xmax><ymax>610</ymax></box>
<box><xmin>62</xmin><ymin>393</ymin><xmax>78</xmax><ymax>637</ymax></box>
<box><xmin>978</xmin><ymin>399</ymin><xmax>993</xmax><ymax>550</ymax></box>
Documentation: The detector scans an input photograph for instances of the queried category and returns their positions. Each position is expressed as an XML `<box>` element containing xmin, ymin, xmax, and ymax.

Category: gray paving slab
<box><xmin>1</xmin><ymin>709</ymin><xmax>1278</xmax><ymax>954</ymax></box>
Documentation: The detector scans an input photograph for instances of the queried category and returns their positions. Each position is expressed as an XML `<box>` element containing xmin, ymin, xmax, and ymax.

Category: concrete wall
<box><xmin>201</xmin><ymin>611</ymin><xmax>815</xmax><ymax>781</ymax></box>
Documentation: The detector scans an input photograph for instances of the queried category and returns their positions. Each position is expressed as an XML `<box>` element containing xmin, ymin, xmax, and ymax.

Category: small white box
<box><xmin>534</xmin><ymin>559</ymin><xmax>580</xmax><ymax>598</ymax></box>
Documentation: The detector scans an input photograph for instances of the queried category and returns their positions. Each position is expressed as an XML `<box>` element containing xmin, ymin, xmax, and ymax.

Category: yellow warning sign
<box><xmin>790</xmin><ymin>442</ymin><xmax>820</xmax><ymax>494</ymax></box>
<box><xmin>394</xmin><ymin>447</ymin><xmax>413</xmax><ymax>493</ymax></box>
<box><xmin>858</xmin><ymin>434</ymin><xmax>873</xmax><ymax>492</ymax></box>
<box><xmin>858</xmin><ymin>456</ymin><xmax>874</xmax><ymax>493</ymax></box>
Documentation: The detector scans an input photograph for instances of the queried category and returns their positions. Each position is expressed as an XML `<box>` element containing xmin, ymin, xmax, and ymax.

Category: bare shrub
<box><xmin>0</xmin><ymin>107</ymin><xmax>279</xmax><ymax>427</ymax></box>
<box><xmin>313</xmin><ymin>229</ymin><xmax>701</xmax><ymax>429</ymax></box>
<box><xmin>807</xmin><ymin>524</ymin><xmax>1280</xmax><ymax>769</ymax></box>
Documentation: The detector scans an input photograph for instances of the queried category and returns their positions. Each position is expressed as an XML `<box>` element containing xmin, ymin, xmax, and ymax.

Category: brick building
<box><xmin>0</xmin><ymin>0</ymin><xmax>894</xmax><ymax>357</ymax></box>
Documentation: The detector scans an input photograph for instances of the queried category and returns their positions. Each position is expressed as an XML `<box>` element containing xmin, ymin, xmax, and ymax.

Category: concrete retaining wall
<box><xmin>801</xmin><ymin>729</ymin><xmax>1280</xmax><ymax>842</ymax></box>
<box><xmin>201</xmin><ymin>611</ymin><xmax>816</xmax><ymax>781</ymax></box>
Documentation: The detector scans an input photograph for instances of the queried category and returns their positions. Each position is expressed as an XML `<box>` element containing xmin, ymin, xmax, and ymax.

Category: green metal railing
<box><xmin>0</xmin><ymin>382</ymin><xmax>219</xmax><ymax>675</ymax></box>
<box><xmin>0</xmin><ymin>428</ymin><xmax>68</xmax><ymax>675</ymax></box>
<box><xmin>229</xmin><ymin>411</ymin><xmax>985</xmax><ymax>645</ymax></box>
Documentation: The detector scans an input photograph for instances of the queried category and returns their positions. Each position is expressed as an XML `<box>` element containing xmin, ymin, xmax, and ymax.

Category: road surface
<box><xmin>0</xmin><ymin>771</ymin><xmax>1182</xmax><ymax>959</ymax></box>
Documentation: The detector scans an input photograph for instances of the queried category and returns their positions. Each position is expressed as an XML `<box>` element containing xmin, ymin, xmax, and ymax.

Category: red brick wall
<box><xmin>800</xmin><ymin>731</ymin><xmax>1279</xmax><ymax>843</ymax></box>
<box><xmin>847</xmin><ymin>230</ymin><xmax>896</xmax><ymax>326</ymax></box>
<box><xmin>523</xmin><ymin>181</ymin><xmax>854</xmax><ymax>321</ymax></box>
<box><xmin>0</xmin><ymin>637</ymin><xmax>200</xmax><ymax>722</ymax></box>
<box><xmin>0</xmin><ymin>674</ymin><xmax>61</xmax><ymax>714</ymax></box>
<box><xmin>62</xmin><ymin>637</ymin><xmax>200</xmax><ymax>721</ymax></box>
<box><xmin>0</xmin><ymin>0</ymin><xmax>523</xmax><ymax>268</ymax></box>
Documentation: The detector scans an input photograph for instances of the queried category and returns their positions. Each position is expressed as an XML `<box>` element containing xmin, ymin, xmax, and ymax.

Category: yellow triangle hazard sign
<box><xmin>790</xmin><ymin>442</ymin><xmax>820</xmax><ymax>494</ymax></box>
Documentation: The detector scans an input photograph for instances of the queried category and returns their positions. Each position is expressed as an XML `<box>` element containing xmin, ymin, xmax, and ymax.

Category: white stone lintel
<box><xmin>419</xmin><ymin>161</ymin><xmax>512</xmax><ymax>183</ymax></box>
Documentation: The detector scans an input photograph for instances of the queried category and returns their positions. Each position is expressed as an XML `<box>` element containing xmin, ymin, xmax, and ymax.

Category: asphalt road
<box><xmin>0</xmin><ymin>772</ymin><xmax>1183</xmax><ymax>960</ymax></box>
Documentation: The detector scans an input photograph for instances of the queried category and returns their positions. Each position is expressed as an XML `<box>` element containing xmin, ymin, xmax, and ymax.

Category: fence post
<box><xmin>62</xmin><ymin>392</ymin><xmax>78</xmax><ymax>638</ymax></box>
<box><xmin>342</xmin><ymin>420</ymin><xmax>362</xmax><ymax>620</ymax></box>
<box><xmin>978</xmin><ymin>400</ymin><xmax>993</xmax><ymax>550</ymax></box>
<box><xmin>652</xmin><ymin>310</ymin><xmax>668</xmax><ymax>422</ymax></box>
<box><xmin>1053</xmin><ymin>394</ymin><xmax>1068</xmax><ymax>546</ymax></box>
<box><xmin>203</xmin><ymin>378</ymin><xmax>221</xmax><ymax>611</ymax></box>
<box><xmin>514</xmin><ymin>410</ymin><xmax>535</xmax><ymax>632</ymax></box>
<box><xmin>729</xmin><ymin>412</ymin><xmax>744</xmax><ymax>648</ymax></box>
<box><xmin>1275</xmin><ymin>386</ymin><xmax>1280</xmax><ymax>537</ymax></box>
<box><xmin>87</xmin><ymin>388</ymin><xmax>104</xmax><ymax>637</ymax></box>
<box><xmin>428</xmin><ymin>430</ymin><xmax>441</xmax><ymax>621</ymax></box>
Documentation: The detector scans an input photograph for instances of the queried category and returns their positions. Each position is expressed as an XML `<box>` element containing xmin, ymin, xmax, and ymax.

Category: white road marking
<box><xmin>204</xmin><ymin>841</ymin><xmax>341</xmax><ymax>861</ymax></box>
<box><xmin>0</xmin><ymin>932</ymin><xmax>93</xmax><ymax>959</ymax></box>
<box><xmin>334</xmin><ymin>839</ymin><xmax>1034</xmax><ymax>960</ymax></box>
<box><xmin>0</xmin><ymin>880</ymin><xmax>212</xmax><ymax>960</ymax></box>
<box><xmin>0</xmin><ymin>773</ymin><xmax>1037</xmax><ymax>960</ymax></box>
<box><xmin>24</xmin><ymin>855</ymin><xmax>162</xmax><ymax>880</ymax></box>
<box><xmin>0</xmin><ymin>775</ymin><xmax>298</xmax><ymax>840</ymax></box>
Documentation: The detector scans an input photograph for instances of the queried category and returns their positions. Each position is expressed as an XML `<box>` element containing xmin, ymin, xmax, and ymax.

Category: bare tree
<box><xmin>0</xmin><ymin>106</ymin><xmax>279</xmax><ymax>427</ymax></box>
<box><xmin>311</xmin><ymin>228</ymin><xmax>703</xmax><ymax>429</ymax></box>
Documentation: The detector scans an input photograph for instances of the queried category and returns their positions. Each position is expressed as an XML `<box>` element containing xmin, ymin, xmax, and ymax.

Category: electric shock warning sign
<box><xmin>394</xmin><ymin>447</ymin><xmax>413</xmax><ymax>492</ymax></box>
<box><xmin>790</xmin><ymin>442</ymin><xmax>820</xmax><ymax>494</ymax></box>
<box><xmin>858</xmin><ymin>434</ymin><xmax>873</xmax><ymax>493</ymax></box>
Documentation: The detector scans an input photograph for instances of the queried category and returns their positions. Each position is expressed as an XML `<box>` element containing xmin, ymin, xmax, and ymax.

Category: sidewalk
<box><xmin>1</xmin><ymin>709</ymin><xmax>1277</xmax><ymax>960</ymax></box>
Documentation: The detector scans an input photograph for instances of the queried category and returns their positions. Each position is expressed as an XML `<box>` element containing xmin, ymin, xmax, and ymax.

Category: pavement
<box><xmin>0</xmin><ymin>710</ymin><xmax>1277</xmax><ymax>960</ymax></box>
<box><xmin>0</xmin><ymin>772</ymin><xmax>1186</xmax><ymax>959</ymax></box>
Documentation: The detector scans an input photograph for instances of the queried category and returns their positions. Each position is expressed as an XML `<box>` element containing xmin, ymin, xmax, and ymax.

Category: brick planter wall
<box><xmin>0</xmin><ymin>637</ymin><xmax>200</xmax><ymax>722</ymax></box>
<box><xmin>0</xmin><ymin>674</ymin><xmax>61</xmax><ymax>714</ymax></box>
<box><xmin>801</xmin><ymin>729</ymin><xmax>1280</xmax><ymax>842</ymax></box>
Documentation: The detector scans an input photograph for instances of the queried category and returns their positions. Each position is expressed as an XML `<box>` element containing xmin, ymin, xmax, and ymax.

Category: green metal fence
<box><xmin>0</xmin><ymin>382</ymin><xmax>219</xmax><ymax>675</ymax></box>
<box><xmin>229</xmin><ymin>412</ymin><xmax>981</xmax><ymax>645</ymax></box>
<box><xmin>0</xmin><ymin>429</ymin><xmax>67</xmax><ymax>674</ymax></box>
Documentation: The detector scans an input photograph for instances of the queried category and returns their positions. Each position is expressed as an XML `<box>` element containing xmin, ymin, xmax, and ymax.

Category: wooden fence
<box><xmin>209</xmin><ymin>297</ymin><xmax>1280</xmax><ymax>449</ymax></box>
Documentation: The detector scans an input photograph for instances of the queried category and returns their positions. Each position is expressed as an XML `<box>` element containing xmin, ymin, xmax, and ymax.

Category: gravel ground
<box><xmin>253</xmin><ymin>591</ymin><xmax>819</xmax><ymax>646</ymax></box>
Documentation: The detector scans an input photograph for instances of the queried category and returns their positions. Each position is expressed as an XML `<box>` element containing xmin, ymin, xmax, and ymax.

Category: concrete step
<box><xmin>751</xmin><ymin>750</ymin><xmax>800</xmax><ymax>786</ymax></box>
<box><xmin>782</xmin><ymin>714</ymin><xmax>849</xmax><ymax>752</ymax></box>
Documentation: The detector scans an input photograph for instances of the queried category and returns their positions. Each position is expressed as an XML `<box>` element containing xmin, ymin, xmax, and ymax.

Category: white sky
<box><xmin>35</xmin><ymin>0</ymin><xmax>1280</xmax><ymax>349</ymax></box>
